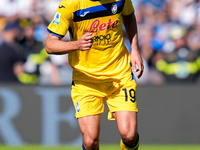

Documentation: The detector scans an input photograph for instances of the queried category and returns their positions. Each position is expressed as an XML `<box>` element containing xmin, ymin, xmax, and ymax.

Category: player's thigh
<box><xmin>78</xmin><ymin>114</ymin><xmax>101</xmax><ymax>140</ymax></box>
<box><xmin>114</xmin><ymin>111</ymin><xmax>138</xmax><ymax>137</ymax></box>
<box><xmin>71</xmin><ymin>80</ymin><xmax>105</xmax><ymax>118</ymax></box>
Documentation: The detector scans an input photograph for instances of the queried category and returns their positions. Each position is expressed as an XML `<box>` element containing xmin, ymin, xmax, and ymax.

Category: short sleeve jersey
<box><xmin>47</xmin><ymin>0</ymin><xmax>135</xmax><ymax>82</ymax></box>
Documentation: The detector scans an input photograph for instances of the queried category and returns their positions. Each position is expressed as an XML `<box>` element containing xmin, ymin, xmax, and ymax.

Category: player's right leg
<box><xmin>78</xmin><ymin>114</ymin><xmax>101</xmax><ymax>150</ymax></box>
<box><xmin>71</xmin><ymin>80</ymin><xmax>105</xmax><ymax>150</ymax></box>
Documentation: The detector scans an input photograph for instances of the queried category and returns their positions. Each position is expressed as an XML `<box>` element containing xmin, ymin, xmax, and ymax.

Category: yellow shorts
<box><xmin>71</xmin><ymin>74</ymin><xmax>138</xmax><ymax>120</ymax></box>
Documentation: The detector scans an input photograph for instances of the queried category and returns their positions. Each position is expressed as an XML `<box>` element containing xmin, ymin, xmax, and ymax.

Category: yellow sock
<box><xmin>120</xmin><ymin>134</ymin><xmax>140</xmax><ymax>150</ymax></box>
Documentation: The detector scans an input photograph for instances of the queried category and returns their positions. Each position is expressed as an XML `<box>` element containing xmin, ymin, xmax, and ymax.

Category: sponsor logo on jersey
<box><xmin>76</xmin><ymin>102</ymin><xmax>80</xmax><ymax>112</ymax></box>
<box><xmin>93</xmin><ymin>34</ymin><xmax>111</xmax><ymax>46</ymax></box>
<box><xmin>53</xmin><ymin>12</ymin><xmax>61</xmax><ymax>25</ymax></box>
<box><xmin>58</xmin><ymin>5</ymin><xmax>65</xmax><ymax>9</ymax></box>
<box><xmin>85</xmin><ymin>19</ymin><xmax>119</xmax><ymax>33</ymax></box>
<box><xmin>111</xmin><ymin>3</ymin><xmax>117</xmax><ymax>14</ymax></box>
<box><xmin>80</xmin><ymin>11</ymin><xmax>90</xmax><ymax>17</ymax></box>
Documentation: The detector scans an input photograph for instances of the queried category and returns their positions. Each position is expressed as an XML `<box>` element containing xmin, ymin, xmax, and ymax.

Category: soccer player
<box><xmin>45</xmin><ymin>0</ymin><xmax>144</xmax><ymax>149</ymax></box>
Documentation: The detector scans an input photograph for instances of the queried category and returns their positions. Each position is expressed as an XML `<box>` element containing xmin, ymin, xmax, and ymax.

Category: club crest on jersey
<box><xmin>76</xmin><ymin>102</ymin><xmax>80</xmax><ymax>112</ymax></box>
<box><xmin>53</xmin><ymin>12</ymin><xmax>61</xmax><ymax>25</ymax></box>
<box><xmin>111</xmin><ymin>3</ymin><xmax>117</xmax><ymax>14</ymax></box>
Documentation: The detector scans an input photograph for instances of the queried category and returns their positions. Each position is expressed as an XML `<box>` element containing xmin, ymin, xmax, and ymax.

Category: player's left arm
<box><xmin>122</xmin><ymin>13</ymin><xmax>144</xmax><ymax>78</ymax></box>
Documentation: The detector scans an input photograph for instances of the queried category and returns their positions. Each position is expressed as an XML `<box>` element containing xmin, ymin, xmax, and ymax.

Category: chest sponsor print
<box><xmin>85</xmin><ymin>19</ymin><xmax>119</xmax><ymax>33</ymax></box>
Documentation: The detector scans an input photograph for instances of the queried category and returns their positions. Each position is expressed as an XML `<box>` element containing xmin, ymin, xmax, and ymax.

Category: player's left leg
<box><xmin>78</xmin><ymin>114</ymin><xmax>101</xmax><ymax>150</ymax></box>
<box><xmin>114</xmin><ymin>111</ymin><xmax>139</xmax><ymax>150</ymax></box>
<box><xmin>71</xmin><ymin>80</ymin><xmax>105</xmax><ymax>150</ymax></box>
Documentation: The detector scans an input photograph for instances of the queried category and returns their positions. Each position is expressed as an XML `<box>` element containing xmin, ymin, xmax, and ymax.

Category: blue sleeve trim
<box><xmin>47</xmin><ymin>28</ymin><xmax>64</xmax><ymax>38</ymax></box>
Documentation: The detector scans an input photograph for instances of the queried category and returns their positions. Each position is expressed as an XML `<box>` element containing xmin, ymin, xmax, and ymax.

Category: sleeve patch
<box><xmin>53</xmin><ymin>12</ymin><xmax>61</xmax><ymax>25</ymax></box>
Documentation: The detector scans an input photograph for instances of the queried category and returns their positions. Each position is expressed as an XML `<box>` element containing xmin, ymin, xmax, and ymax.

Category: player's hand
<box><xmin>77</xmin><ymin>33</ymin><xmax>94</xmax><ymax>50</ymax></box>
<box><xmin>131</xmin><ymin>50</ymin><xmax>144</xmax><ymax>78</ymax></box>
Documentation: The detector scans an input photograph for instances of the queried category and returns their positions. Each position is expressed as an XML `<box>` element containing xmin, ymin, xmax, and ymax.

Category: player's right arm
<box><xmin>45</xmin><ymin>32</ymin><xmax>94</xmax><ymax>54</ymax></box>
<box><xmin>45</xmin><ymin>0</ymin><xmax>94</xmax><ymax>54</ymax></box>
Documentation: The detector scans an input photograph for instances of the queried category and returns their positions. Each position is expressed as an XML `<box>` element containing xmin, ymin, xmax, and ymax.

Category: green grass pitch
<box><xmin>1</xmin><ymin>144</ymin><xmax>200</xmax><ymax>150</ymax></box>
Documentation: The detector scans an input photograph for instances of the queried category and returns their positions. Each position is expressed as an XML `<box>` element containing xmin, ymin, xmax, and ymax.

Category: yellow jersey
<box><xmin>47</xmin><ymin>0</ymin><xmax>135</xmax><ymax>82</ymax></box>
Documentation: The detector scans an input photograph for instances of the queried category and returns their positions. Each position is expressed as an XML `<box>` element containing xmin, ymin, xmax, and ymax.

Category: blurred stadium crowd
<box><xmin>0</xmin><ymin>0</ymin><xmax>200</xmax><ymax>85</ymax></box>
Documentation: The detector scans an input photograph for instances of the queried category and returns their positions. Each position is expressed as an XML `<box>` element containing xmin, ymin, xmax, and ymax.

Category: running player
<box><xmin>45</xmin><ymin>0</ymin><xmax>144</xmax><ymax>149</ymax></box>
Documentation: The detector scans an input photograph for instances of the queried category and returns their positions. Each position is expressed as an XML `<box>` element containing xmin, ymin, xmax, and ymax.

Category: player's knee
<box><xmin>122</xmin><ymin>133</ymin><xmax>136</xmax><ymax>142</ymax></box>
<box><xmin>84</xmin><ymin>135</ymin><xmax>98</xmax><ymax>149</ymax></box>
<box><xmin>121</xmin><ymin>131</ymin><xmax>138</xmax><ymax>146</ymax></box>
